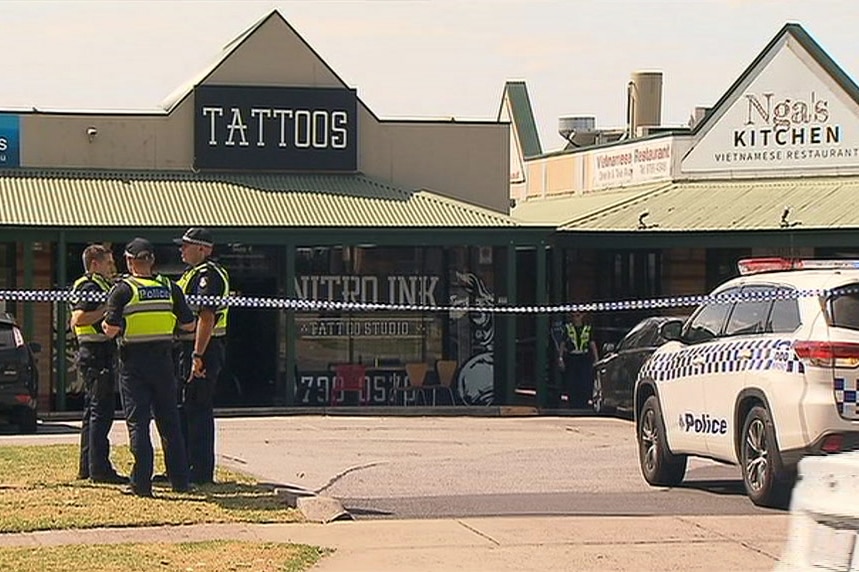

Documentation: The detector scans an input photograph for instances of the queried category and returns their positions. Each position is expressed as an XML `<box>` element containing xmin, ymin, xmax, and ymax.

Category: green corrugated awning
<box><xmin>0</xmin><ymin>170</ymin><xmax>519</xmax><ymax>228</ymax></box>
<box><xmin>560</xmin><ymin>177</ymin><xmax>859</xmax><ymax>231</ymax></box>
<box><xmin>511</xmin><ymin>182</ymin><xmax>671</xmax><ymax>226</ymax></box>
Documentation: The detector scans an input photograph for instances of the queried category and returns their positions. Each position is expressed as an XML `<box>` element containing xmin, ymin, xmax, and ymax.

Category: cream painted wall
<box><xmin>21</xmin><ymin>101</ymin><xmax>193</xmax><ymax>170</ymax></box>
<box><xmin>205</xmin><ymin>16</ymin><xmax>343</xmax><ymax>88</ymax></box>
<box><xmin>359</xmin><ymin>110</ymin><xmax>510</xmax><ymax>213</ymax></box>
<box><xmin>544</xmin><ymin>155</ymin><xmax>576</xmax><ymax>196</ymax></box>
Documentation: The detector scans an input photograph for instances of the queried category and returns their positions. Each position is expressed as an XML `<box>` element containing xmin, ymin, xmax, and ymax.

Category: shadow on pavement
<box><xmin>0</xmin><ymin>421</ymin><xmax>79</xmax><ymax>436</ymax></box>
<box><xmin>36</xmin><ymin>422</ymin><xmax>81</xmax><ymax>435</ymax></box>
<box><xmin>676</xmin><ymin>478</ymin><xmax>747</xmax><ymax>496</ymax></box>
<box><xmin>343</xmin><ymin>506</ymin><xmax>395</xmax><ymax>517</ymax></box>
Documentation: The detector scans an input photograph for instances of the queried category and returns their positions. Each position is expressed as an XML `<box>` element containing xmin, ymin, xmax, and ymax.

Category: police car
<box><xmin>634</xmin><ymin>258</ymin><xmax>859</xmax><ymax>508</ymax></box>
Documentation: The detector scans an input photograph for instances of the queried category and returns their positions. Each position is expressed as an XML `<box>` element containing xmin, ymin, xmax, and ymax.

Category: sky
<box><xmin>3</xmin><ymin>0</ymin><xmax>858</xmax><ymax>153</ymax></box>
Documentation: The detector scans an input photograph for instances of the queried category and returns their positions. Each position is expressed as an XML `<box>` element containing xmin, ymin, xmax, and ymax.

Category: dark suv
<box><xmin>0</xmin><ymin>313</ymin><xmax>40</xmax><ymax>433</ymax></box>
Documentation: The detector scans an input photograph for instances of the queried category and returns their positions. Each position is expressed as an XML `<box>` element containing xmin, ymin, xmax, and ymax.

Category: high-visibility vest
<box><xmin>120</xmin><ymin>275</ymin><xmax>176</xmax><ymax>344</ymax></box>
<box><xmin>565</xmin><ymin>324</ymin><xmax>592</xmax><ymax>354</ymax></box>
<box><xmin>176</xmin><ymin>261</ymin><xmax>229</xmax><ymax>340</ymax></box>
<box><xmin>71</xmin><ymin>273</ymin><xmax>112</xmax><ymax>343</ymax></box>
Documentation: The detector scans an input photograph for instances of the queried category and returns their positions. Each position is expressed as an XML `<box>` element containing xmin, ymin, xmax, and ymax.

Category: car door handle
<box><xmin>739</xmin><ymin>349</ymin><xmax>752</xmax><ymax>359</ymax></box>
<box><xmin>692</xmin><ymin>357</ymin><xmax>706</xmax><ymax>366</ymax></box>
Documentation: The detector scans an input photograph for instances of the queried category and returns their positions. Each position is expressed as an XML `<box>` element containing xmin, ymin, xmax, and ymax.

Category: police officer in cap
<box><xmin>173</xmin><ymin>227</ymin><xmax>230</xmax><ymax>485</ymax></box>
<box><xmin>559</xmin><ymin>311</ymin><xmax>599</xmax><ymax>408</ymax></box>
<box><xmin>101</xmin><ymin>237</ymin><xmax>195</xmax><ymax>497</ymax></box>
<box><xmin>70</xmin><ymin>243</ymin><xmax>125</xmax><ymax>483</ymax></box>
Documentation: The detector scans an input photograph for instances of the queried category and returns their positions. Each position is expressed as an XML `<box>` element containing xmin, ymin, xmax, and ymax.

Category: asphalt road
<box><xmin>0</xmin><ymin>414</ymin><xmax>780</xmax><ymax>520</ymax></box>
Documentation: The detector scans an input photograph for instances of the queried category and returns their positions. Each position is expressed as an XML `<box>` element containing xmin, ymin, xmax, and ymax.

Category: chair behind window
<box><xmin>429</xmin><ymin>359</ymin><xmax>458</xmax><ymax>406</ymax></box>
<box><xmin>330</xmin><ymin>363</ymin><xmax>368</xmax><ymax>406</ymax></box>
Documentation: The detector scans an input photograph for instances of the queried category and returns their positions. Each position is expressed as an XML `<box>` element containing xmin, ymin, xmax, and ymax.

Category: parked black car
<box><xmin>592</xmin><ymin>316</ymin><xmax>684</xmax><ymax>416</ymax></box>
<box><xmin>0</xmin><ymin>313</ymin><xmax>41</xmax><ymax>433</ymax></box>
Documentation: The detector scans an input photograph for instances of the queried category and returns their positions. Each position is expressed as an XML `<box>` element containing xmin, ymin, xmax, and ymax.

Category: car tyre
<box><xmin>740</xmin><ymin>405</ymin><xmax>793</xmax><ymax>508</ymax></box>
<box><xmin>15</xmin><ymin>407</ymin><xmax>37</xmax><ymax>434</ymax></box>
<box><xmin>638</xmin><ymin>395</ymin><xmax>686</xmax><ymax>486</ymax></box>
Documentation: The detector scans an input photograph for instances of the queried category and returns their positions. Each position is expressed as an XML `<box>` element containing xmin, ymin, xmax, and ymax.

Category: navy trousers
<box><xmin>118</xmin><ymin>342</ymin><xmax>189</xmax><ymax>495</ymax></box>
<box><xmin>78</xmin><ymin>343</ymin><xmax>116</xmax><ymax>479</ymax></box>
<box><xmin>177</xmin><ymin>338</ymin><xmax>224</xmax><ymax>484</ymax></box>
<box><xmin>563</xmin><ymin>354</ymin><xmax>594</xmax><ymax>408</ymax></box>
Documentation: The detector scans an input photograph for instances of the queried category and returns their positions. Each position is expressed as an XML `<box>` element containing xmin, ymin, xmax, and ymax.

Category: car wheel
<box><xmin>638</xmin><ymin>395</ymin><xmax>687</xmax><ymax>486</ymax></box>
<box><xmin>740</xmin><ymin>405</ymin><xmax>793</xmax><ymax>508</ymax></box>
<box><xmin>15</xmin><ymin>407</ymin><xmax>37</xmax><ymax>434</ymax></box>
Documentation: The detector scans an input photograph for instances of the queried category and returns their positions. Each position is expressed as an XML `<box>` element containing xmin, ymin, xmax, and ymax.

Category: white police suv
<box><xmin>634</xmin><ymin>258</ymin><xmax>859</xmax><ymax>508</ymax></box>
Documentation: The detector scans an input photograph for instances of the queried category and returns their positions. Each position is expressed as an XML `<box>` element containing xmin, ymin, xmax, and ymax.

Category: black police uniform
<box><xmin>72</xmin><ymin>272</ymin><xmax>120</xmax><ymax>481</ymax></box>
<box><xmin>104</xmin><ymin>265</ymin><xmax>195</xmax><ymax>497</ymax></box>
<box><xmin>176</xmin><ymin>258</ymin><xmax>228</xmax><ymax>485</ymax></box>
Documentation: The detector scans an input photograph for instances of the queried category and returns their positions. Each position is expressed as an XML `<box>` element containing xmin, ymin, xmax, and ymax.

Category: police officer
<box><xmin>70</xmin><ymin>243</ymin><xmax>125</xmax><ymax>483</ymax></box>
<box><xmin>101</xmin><ymin>237</ymin><xmax>196</xmax><ymax>497</ymax></box>
<box><xmin>560</xmin><ymin>311</ymin><xmax>599</xmax><ymax>408</ymax></box>
<box><xmin>173</xmin><ymin>227</ymin><xmax>229</xmax><ymax>485</ymax></box>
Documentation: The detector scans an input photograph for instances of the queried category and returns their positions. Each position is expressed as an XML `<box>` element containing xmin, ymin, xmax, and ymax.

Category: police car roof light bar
<box><xmin>737</xmin><ymin>257</ymin><xmax>795</xmax><ymax>275</ymax></box>
<box><xmin>737</xmin><ymin>257</ymin><xmax>859</xmax><ymax>275</ymax></box>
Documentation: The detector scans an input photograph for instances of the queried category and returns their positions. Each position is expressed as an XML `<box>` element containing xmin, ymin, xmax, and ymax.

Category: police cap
<box><xmin>173</xmin><ymin>227</ymin><xmax>214</xmax><ymax>248</ymax></box>
<box><xmin>124</xmin><ymin>237</ymin><xmax>155</xmax><ymax>260</ymax></box>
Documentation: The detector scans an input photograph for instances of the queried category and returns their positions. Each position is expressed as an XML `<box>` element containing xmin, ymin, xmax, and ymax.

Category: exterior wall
<box><xmin>510</xmin><ymin>181</ymin><xmax>527</xmax><ymax>203</ymax></box>
<box><xmin>516</xmin><ymin>135</ymin><xmax>676</xmax><ymax>199</ymax></box>
<box><xmin>360</xmin><ymin>111</ymin><xmax>510</xmax><ymax>212</ymax></box>
<box><xmin>525</xmin><ymin>161</ymin><xmax>544</xmax><ymax>198</ymax></box>
<box><xmin>204</xmin><ymin>18</ymin><xmax>343</xmax><ymax>88</ymax></box>
<box><xmin>21</xmin><ymin>104</ymin><xmax>194</xmax><ymax>170</ymax></box>
<box><xmin>543</xmin><ymin>155</ymin><xmax>578</xmax><ymax>196</ymax></box>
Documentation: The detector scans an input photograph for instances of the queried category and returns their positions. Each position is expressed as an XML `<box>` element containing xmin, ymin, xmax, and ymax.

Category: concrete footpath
<box><xmin>0</xmin><ymin>514</ymin><xmax>790</xmax><ymax>571</ymax></box>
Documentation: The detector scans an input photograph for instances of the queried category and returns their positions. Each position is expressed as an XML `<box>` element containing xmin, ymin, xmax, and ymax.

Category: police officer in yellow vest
<box><xmin>102</xmin><ymin>237</ymin><xmax>196</xmax><ymax>497</ymax></box>
<box><xmin>173</xmin><ymin>227</ymin><xmax>229</xmax><ymax>485</ymax></box>
<box><xmin>559</xmin><ymin>311</ymin><xmax>599</xmax><ymax>409</ymax></box>
<box><xmin>70</xmin><ymin>244</ymin><xmax>125</xmax><ymax>484</ymax></box>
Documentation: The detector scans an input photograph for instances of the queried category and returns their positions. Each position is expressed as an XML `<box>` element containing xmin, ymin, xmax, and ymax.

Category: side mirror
<box><xmin>601</xmin><ymin>342</ymin><xmax>616</xmax><ymax>354</ymax></box>
<box><xmin>659</xmin><ymin>321</ymin><xmax>683</xmax><ymax>342</ymax></box>
<box><xmin>28</xmin><ymin>342</ymin><xmax>42</xmax><ymax>354</ymax></box>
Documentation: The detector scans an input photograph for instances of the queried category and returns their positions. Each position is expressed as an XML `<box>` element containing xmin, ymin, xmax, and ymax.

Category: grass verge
<box><xmin>0</xmin><ymin>540</ymin><xmax>328</xmax><ymax>571</ymax></box>
<box><xmin>0</xmin><ymin>444</ymin><xmax>304</xmax><ymax>533</ymax></box>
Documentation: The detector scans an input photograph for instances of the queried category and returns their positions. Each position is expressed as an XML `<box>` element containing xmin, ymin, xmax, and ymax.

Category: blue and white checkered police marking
<box><xmin>639</xmin><ymin>338</ymin><xmax>805</xmax><ymax>383</ymax></box>
<box><xmin>834</xmin><ymin>377</ymin><xmax>859</xmax><ymax>420</ymax></box>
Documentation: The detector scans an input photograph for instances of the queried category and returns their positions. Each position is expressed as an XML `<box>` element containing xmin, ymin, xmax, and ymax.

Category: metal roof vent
<box><xmin>558</xmin><ymin>116</ymin><xmax>596</xmax><ymax>147</ymax></box>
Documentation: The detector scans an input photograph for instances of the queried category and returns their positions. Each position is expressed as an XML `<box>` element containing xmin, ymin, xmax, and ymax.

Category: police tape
<box><xmin>0</xmin><ymin>285</ymin><xmax>854</xmax><ymax>314</ymax></box>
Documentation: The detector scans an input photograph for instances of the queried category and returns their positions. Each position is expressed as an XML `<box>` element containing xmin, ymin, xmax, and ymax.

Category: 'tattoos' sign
<box><xmin>194</xmin><ymin>85</ymin><xmax>358</xmax><ymax>171</ymax></box>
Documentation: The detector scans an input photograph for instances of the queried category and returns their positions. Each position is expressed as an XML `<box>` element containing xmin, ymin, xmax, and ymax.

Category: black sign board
<box><xmin>194</xmin><ymin>85</ymin><xmax>358</xmax><ymax>171</ymax></box>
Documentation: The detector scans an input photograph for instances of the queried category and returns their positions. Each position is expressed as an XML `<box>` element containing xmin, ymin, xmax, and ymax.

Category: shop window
<box><xmin>293</xmin><ymin>245</ymin><xmax>500</xmax><ymax>407</ymax></box>
<box><xmin>595</xmin><ymin>250</ymin><xmax>662</xmax><ymax>347</ymax></box>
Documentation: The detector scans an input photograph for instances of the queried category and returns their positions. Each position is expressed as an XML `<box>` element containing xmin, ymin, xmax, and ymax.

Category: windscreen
<box><xmin>827</xmin><ymin>284</ymin><xmax>859</xmax><ymax>331</ymax></box>
<box><xmin>0</xmin><ymin>325</ymin><xmax>16</xmax><ymax>349</ymax></box>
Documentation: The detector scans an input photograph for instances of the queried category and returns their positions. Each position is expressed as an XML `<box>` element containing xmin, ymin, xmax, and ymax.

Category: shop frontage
<box><xmin>505</xmin><ymin>22</ymin><xmax>859</xmax><ymax>406</ymax></box>
<box><xmin>0</xmin><ymin>10</ymin><xmax>554</xmax><ymax>412</ymax></box>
